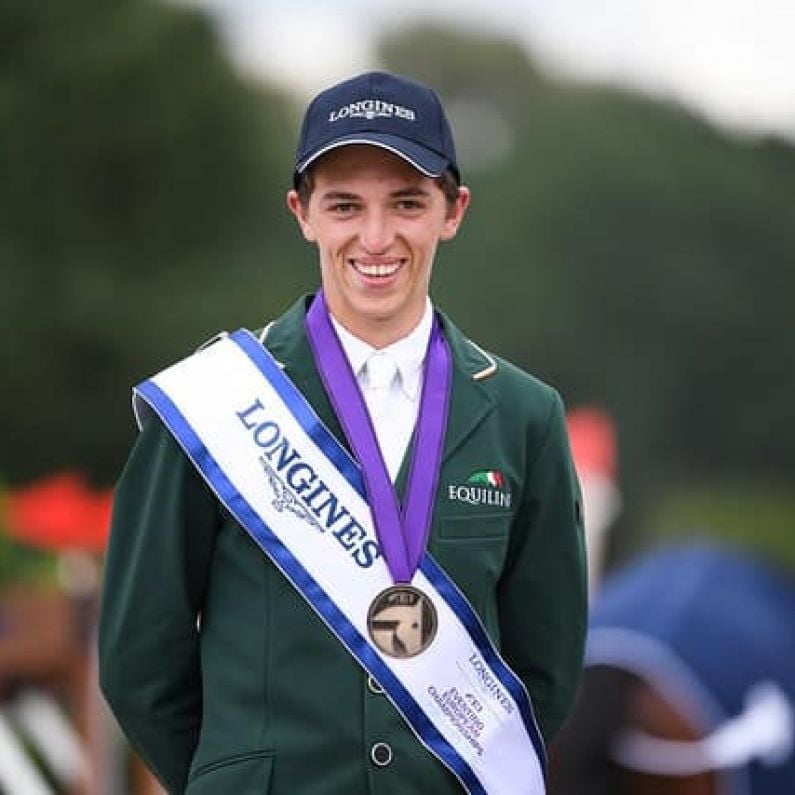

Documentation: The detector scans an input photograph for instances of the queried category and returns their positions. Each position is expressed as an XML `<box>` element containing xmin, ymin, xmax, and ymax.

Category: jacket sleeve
<box><xmin>98</xmin><ymin>417</ymin><xmax>218</xmax><ymax>794</ymax></box>
<box><xmin>497</xmin><ymin>389</ymin><xmax>588</xmax><ymax>744</ymax></box>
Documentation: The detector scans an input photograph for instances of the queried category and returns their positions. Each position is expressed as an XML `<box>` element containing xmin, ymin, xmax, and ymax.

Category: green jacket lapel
<box><xmin>392</xmin><ymin>313</ymin><xmax>496</xmax><ymax>501</ymax></box>
<box><xmin>437</xmin><ymin>311</ymin><xmax>496</xmax><ymax>464</ymax></box>
<box><xmin>260</xmin><ymin>295</ymin><xmax>348</xmax><ymax>449</ymax></box>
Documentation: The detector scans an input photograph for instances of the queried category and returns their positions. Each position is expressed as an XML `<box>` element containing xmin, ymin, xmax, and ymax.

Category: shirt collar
<box><xmin>329</xmin><ymin>299</ymin><xmax>433</xmax><ymax>401</ymax></box>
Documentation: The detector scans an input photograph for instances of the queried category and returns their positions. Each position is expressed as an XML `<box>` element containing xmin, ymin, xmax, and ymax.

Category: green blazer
<box><xmin>98</xmin><ymin>296</ymin><xmax>587</xmax><ymax>794</ymax></box>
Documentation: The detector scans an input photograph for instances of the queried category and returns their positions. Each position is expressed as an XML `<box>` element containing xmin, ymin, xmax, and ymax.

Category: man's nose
<box><xmin>360</xmin><ymin>210</ymin><xmax>394</xmax><ymax>254</ymax></box>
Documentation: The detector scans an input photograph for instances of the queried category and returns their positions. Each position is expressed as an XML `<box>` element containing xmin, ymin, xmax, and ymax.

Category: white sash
<box><xmin>133</xmin><ymin>328</ymin><xmax>546</xmax><ymax>794</ymax></box>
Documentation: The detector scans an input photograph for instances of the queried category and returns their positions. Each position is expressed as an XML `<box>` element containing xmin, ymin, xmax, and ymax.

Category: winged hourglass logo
<box><xmin>260</xmin><ymin>456</ymin><xmax>323</xmax><ymax>532</ymax></box>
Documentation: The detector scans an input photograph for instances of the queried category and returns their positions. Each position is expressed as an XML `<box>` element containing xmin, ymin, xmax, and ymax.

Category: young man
<box><xmin>99</xmin><ymin>71</ymin><xmax>587</xmax><ymax>794</ymax></box>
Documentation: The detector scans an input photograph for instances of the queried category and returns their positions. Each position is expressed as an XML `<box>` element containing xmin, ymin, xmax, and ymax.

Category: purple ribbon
<box><xmin>305</xmin><ymin>292</ymin><xmax>452</xmax><ymax>584</ymax></box>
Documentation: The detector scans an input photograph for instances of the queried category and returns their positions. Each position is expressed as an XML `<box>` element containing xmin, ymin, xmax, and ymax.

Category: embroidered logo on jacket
<box><xmin>447</xmin><ymin>470</ymin><xmax>512</xmax><ymax>508</ymax></box>
<box><xmin>467</xmin><ymin>470</ymin><xmax>505</xmax><ymax>489</ymax></box>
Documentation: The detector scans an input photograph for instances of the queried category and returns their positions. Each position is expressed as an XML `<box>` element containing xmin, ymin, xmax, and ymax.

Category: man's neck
<box><xmin>329</xmin><ymin>305</ymin><xmax>430</xmax><ymax>350</ymax></box>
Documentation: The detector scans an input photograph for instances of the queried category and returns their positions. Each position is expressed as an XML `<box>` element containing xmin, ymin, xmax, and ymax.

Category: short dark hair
<box><xmin>295</xmin><ymin>165</ymin><xmax>461</xmax><ymax>217</ymax></box>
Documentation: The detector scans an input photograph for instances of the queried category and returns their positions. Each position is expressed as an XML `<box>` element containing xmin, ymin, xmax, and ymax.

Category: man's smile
<box><xmin>349</xmin><ymin>258</ymin><xmax>405</xmax><ymax>279</ymax></box>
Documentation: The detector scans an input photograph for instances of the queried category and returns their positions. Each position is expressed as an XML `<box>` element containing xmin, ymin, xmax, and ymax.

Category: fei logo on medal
<box><xmin>368</xmin><ymin>585</ymin><xmax>438</xmax><ymax>658</ymax></box>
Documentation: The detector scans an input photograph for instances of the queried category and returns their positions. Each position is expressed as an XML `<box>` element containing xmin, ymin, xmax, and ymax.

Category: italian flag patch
<box><xmin>467</xmin><ymin>470</ymin><xmax>505</xmax><ymax>489</ymax></box>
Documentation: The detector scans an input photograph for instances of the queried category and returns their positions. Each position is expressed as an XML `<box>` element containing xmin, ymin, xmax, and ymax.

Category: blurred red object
<box><xmin>566</xmin><ymin>407</ymin><xmax>618</xmax><ymax>480</ymax></box>
<box><xmin>3</xmin><ymin>472</ymin><xmax>112</xmax><ymax>552</ymax></box>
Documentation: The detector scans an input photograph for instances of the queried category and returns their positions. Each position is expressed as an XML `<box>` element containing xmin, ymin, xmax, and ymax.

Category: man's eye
<box><xmin>332</xmin><ymin>203</ymin><xmax>357</xmax><ymax>214</ymax></box>
<box><xmin>397</xmin><ymin>200</ymin><xmax>423</xmax><ymax>211</ymax></box>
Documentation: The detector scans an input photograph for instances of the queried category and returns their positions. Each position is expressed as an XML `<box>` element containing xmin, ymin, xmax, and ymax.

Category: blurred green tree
<box><xmin>0</xmin><ymin>0</ymin><xmax>311</xmax><ymax>483</ymax></box>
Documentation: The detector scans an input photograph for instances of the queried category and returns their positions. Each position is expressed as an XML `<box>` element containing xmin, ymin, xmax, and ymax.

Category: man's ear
<box><xmin>440</xmin><ymin>186</ymin><xmax>471</xmax><ymax>242</ymax></box>
<box><xmin>286</xmin><ymin>190</ymin><xmax>316</xmax><ymax>243</ymax></box>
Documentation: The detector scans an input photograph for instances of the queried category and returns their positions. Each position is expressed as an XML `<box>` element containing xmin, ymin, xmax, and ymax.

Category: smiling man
<box><xmin>287</xmin><ymin>143</ymin><xmax>467</xmax><ymax>347</ymax></box>
<box><xmin>99</xmin><ymin>71</ymin><xmax>587</xmax><ymax>794</ymax></box>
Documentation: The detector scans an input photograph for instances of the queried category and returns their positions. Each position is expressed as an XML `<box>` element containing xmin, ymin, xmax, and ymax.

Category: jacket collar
<box><xmin>260</xmin><ymin>294</ymin><xmax>497</xmax><ymax>465</ymax></box>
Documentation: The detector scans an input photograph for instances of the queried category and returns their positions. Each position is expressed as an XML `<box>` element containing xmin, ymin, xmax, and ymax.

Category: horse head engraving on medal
<box><xmin>367</xmin><ymin>585</ymin><xmax>438</xmax><ymax>658</ymax></box>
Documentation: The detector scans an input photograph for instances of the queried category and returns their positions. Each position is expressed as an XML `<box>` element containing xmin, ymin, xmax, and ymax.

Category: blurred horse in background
<box><xmin>550</xmin><ymin>543</ymin><xmax>795</xmax><ymax>795</ymax></box>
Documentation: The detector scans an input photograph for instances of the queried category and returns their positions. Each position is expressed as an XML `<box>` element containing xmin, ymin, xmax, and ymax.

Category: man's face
<box><xmin>287</xmin><ymin>145</ymin><xmax>469</xmax><ymax>347</ymax></box>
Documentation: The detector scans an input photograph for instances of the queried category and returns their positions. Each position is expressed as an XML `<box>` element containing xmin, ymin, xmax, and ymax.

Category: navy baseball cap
<box><xmin>293</xmin><ymin>71</ymin><xmax>460</xmax><ymax>188</ymax></box>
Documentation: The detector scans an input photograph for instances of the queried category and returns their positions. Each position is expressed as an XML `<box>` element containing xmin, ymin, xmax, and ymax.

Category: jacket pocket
<box><xmin>187</xmin><ymin>750</ymin><xmax>274</xmax><ymax>795</ymax></box>
<box><xmin>432</xmin><ymin>515</ymin><xmax>512</xmax><ymax>643</ymax></box>
<box><xmin>437</xmin><ymin>512</ymin><xmax>512</xmax><ymax>540</ymax></box>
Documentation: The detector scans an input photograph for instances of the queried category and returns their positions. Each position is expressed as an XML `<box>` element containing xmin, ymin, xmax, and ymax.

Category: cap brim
<box><xmin>294</xmin><ymin>132</ymin><xmax>450</xmax><ymax>182</ymax></box>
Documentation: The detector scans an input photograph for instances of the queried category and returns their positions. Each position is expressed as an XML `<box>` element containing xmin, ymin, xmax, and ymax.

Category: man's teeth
<box><xmin>354</xmin><ymin>261</ymin><xmax>401</xmax><ymax>277</ymax></box>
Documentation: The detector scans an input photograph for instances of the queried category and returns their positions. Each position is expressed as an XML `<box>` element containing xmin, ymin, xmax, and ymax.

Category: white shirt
<box><xmin>330</xmin><ymin>300</ymin><xmax>433</xmax><ymax>482</ymax></box>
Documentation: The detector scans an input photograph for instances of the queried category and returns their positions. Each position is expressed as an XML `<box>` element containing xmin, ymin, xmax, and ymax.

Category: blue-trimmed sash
<box><xmin>133</xmin><ymin>329</ymin><xmax>546</xmax><ymax>794</ymax></box>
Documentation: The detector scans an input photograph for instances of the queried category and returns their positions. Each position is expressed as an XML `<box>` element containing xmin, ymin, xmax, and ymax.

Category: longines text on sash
<box><xmin>237</xmin><ymin>397</ymin><xmax>381</xmax><ymax>568</ymax></box>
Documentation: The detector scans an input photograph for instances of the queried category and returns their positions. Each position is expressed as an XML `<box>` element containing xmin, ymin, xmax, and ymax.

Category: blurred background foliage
<box><xmin>1</xmin><ymin>2</ymin><xmax>793</xmax><ymax>573</ymax></box>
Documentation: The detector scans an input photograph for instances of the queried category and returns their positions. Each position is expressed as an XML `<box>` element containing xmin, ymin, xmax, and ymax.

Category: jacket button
<box><xmin>367</xmin><ymin>675</ymin><xmax>384</xmax><ymax>695</ymax></box>
<box><xmin>370</xmin><ymin>742</ymin><xmax>393</xmax><ymax>767</ymax></box>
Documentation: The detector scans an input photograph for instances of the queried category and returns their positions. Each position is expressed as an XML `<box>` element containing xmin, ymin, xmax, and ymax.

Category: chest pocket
<box><xmin>430</xmin><ymin>513</ymin><xmax>512</xmax><ymax>644</ymax></box>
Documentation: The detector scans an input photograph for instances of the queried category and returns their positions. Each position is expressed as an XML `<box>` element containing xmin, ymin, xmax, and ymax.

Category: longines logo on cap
<box><xmin>329</xmin><ymin>99</ymin><xmax>416</xmax><ymax>123</ymax></box>
<box><xmin>448</xmin><ymin>470</ymin><xmax>512</xmax><ymax>508</ymax></box>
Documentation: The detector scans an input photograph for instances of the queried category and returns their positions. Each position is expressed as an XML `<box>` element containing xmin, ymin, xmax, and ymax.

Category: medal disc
<box><xmin>367</xmin><ymin>585</ymin><xmax>438</xmax><ymax>658</ymax></box>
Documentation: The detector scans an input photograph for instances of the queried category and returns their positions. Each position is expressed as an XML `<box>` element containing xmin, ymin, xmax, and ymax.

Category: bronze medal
<box><xmin>367</xmin><ymin>585</ymin><xmax>438</xmax><ymax>658</ymax></box>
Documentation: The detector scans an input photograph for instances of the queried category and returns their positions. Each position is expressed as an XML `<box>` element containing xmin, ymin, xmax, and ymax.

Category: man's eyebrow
<box><xmin>319</xmin><ymin>190</ymin><xmax>360</xmax><ymax>202</ymax></box>
<box><xmin>391</xmin><ymin>187</ymin><xmax>432</xmax><ymax>198</ymax></box>
<box><xmin>318</xmin><ymin>187</ymin><xmax>431</xmax><ymax>202</ymax></box>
